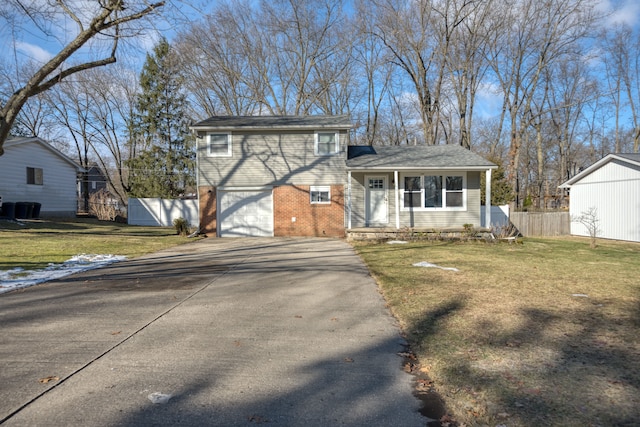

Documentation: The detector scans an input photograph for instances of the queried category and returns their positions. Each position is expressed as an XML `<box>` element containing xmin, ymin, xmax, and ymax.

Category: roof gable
<box><xmin>559</xmin><ymin>153</ymin><xmax>640</xmax><ymax>188</ymax></box>
<box><xmin>191</xmin><ymin>115</ymin><xmax>352</xmax><ymax>131</ymax></box>
<box><xmin>346</xmin><ymin>144</ymin><xmax>496</xmax><ymax>170</ymax></box>
<box><xmin>4</xmin><ymin>137</ymin><xmax>82</xmax><ymax>171</ymax></box>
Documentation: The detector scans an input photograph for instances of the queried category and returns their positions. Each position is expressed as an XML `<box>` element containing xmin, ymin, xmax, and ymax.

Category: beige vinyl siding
<box><xmin>198</xmin><ymin>130</ymin><xmax>348</xmax><ymax>187</ymax></box>
<box><xmin>349</xmin><ymin>171</ymin><xmax>482</xmax><ymax>228</ymax></box>
<box><xmin>349</xmin><ymin>173</ymin><xmax>396</xmax><ymax>227</ymax></box>
<box><xmin>349</xmin><ymin>174</ymin><xmax>365</xmax><ymax>227</ymax></box>
<box><xmin>0</xmin><ymin>141</ymin><xmax>78</xmax><ymax>216</ymax></box>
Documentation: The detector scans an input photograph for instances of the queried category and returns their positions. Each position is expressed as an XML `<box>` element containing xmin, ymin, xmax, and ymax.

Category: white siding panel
<box><xmin>0</xmin><ymin>141</ymin><xmax>78</xmax><ymax>216</ymax></box>
<box><xmin>570</xmin><ymin>160</ymin><xmax>640</xmax><ymax>242</ymax></box>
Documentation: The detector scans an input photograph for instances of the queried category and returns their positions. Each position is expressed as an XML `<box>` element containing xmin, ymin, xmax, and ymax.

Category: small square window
<box><xmin>207</xmin><ymin>133</ymin><xmax>232</xmax><ymax>157</ymax></box>
<box><xmin>27</xmin><ymin>167</ymin><xmax>43</xmax><ymax>185</ymax></box>
<box><xmin>310</xmin><ymin>186</ymin><xmax>331</xmax><ymax>204</ymax></box>
<box><xmin>315</xmin><ymin>132</ymin><xmax>339</xmax><ymax>155</ymax></box>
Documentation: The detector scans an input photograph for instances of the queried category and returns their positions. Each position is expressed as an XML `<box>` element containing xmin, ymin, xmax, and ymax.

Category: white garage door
<box><xmin>219</xmin><ymin>190</ymin><xmax>273</xmax><ymax>237</ymax></box>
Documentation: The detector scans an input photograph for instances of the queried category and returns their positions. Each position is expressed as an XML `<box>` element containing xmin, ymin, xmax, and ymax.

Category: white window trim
<box><xmin>310</xmin><ymin>185</ymin><xmax>331</xmax><ymax>204</ymax></box>
<box><xmin>400</xmin><ymin>172</ymin><xmax>467</xmax><ymax>211</ymax></box>
<box><xmin>207</xmin><ymin>132</ymin><xmax>232</xmax><ymax>157</ymax></box>
<box><xmin>314</xmin><ymin>131</ymin><xmax>340</xmax><ymax>156</ymax></box>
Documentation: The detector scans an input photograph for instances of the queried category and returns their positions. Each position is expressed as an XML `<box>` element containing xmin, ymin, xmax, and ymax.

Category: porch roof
<box><xmin>346</xmin><ymin>144</ymin><xmax>496</xmax><ymax>171</ymax></box>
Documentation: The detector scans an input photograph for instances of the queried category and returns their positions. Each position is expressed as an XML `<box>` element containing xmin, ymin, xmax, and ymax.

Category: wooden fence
<box><xmin>509</xmin><ymin>212</ymin><xmax>570</xmax><ymax>237</ymax></box>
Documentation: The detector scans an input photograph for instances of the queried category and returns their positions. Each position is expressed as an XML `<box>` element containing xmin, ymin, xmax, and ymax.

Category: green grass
<box><xmin>353</xmin><ymin>237</ymin><xmax>640</xmax><ymax>427</ymax></box>
<box><xmin>0</xmin><ymin>217</ymin><xmax>197</xmax><ymax>271</ymax></box>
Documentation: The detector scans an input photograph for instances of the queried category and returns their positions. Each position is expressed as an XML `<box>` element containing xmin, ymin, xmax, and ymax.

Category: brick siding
<box><xmin>273</xmin><ymin>185</ymin><xmax>345</xmax><ymax>237</ymax></box>
<box><xmin>198</xmin><ymin>186</ymin><xmax>217</xmax><ymax>235</ymax></box>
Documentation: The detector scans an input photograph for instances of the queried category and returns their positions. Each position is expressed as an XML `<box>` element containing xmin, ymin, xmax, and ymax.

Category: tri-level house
<box><xmin>191</xmin><ymin>115</ymin><xmax>497</xmax><ymax>238</ymax></box>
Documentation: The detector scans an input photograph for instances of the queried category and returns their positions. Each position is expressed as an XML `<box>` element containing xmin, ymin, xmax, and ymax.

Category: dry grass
<box><xmin>354</xmin><ymin>237</ymin><xmax>640</xmax><ymax>426</ymax></box>
<box><xmin>0</xmin><ymin>217</ymin><xmax>198</xmax><ymax>271</ymax></box>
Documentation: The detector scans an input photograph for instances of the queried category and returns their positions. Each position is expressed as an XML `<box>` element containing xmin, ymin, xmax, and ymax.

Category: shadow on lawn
<box><xmin>0</xmin><ymin>218</ymin><xmax>177</xmax><ymax>236</ymax></box>
<box><xmin>427</xmin><ymin>301</ymin><xmax>640</xmax><ymax>426</ymax></box>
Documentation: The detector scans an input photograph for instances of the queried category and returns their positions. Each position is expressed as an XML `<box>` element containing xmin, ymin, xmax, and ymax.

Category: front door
<box><xmin>366</xmin><ymin>176</ymin><xmax>388</xmax><ymax>225</ymax></box>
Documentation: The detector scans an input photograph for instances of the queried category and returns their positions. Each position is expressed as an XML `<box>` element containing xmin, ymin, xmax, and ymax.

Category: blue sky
<box><xmin>2</xmin><ymin>0</ymin><xmax>638</xmax><ymax>77</ymax></box>
<box><xmin>0</xmin><ymin>1</ymin><xmax>214</xmax><ymax>74</ymax></box>
<box><xmin>1</xmin><ymin>0</ymin><xmax>639</xmax><ymax>124</ymax></box>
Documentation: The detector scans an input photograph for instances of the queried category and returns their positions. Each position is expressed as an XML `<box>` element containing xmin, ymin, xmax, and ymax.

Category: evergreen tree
<box><xmin>481</xmin><ymin>157</ymin><xmax>514</xmax><ymax>206</ymax></box>
<box><xmin>126</xmin><ymin>38</ymin><xmax>195</xmax><ymax>198</ymax></box>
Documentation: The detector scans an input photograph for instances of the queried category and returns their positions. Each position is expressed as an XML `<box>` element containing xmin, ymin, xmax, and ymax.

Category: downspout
<box><xmin>347</xmin><ymin>170</ymin><xmax>352</xmax><ymax>230</ymax></box>
<box><xmin>195</xmin><ymin>131</ymin><xmax>202</xmax><ymax>236</ymax></box>
<box><xmin>485</xmin><ymin>168</ymin><xmax>492</xmax><ymax>228</ymax></box>
<box><xmin>394</xmin><ymin>170</ymin><xmax>400</xmax><ymax>229</ymax></box>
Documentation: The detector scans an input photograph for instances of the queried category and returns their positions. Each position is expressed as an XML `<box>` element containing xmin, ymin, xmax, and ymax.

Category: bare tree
<box><xmin>48</xmin><ymin>66</ymin><xmax>139</xmax><ymax>208</ymax></box>
<box><xmin>573</xmin><ymin>206</ymin><xmax>600</xmax><ymax>248</ymax></box>
<box><xmin>445</xmin><ymin>0</ymin><xmax>494</xmax><ymax>149</ymax></box>
<box><xmin>485</xmin><ymin>0</ymin><xmax>596</xmax><ymax>205</ymax></box>
<box><xmin>0</xmin><ymin>0</ymin><xmax>164</xmax><ymax>155</ymax></box>
<box><xmin>352</xmin><ymin>0</ymin><xmax>396</xmax><ymax>145</ymax></box>
<box><xmin>177</xmin><ymin>0</ymin><xmax>351</xmax><ymax>117</ymax></box>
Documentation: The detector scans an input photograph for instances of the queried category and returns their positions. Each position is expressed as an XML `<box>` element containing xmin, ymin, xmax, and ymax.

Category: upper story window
<box><xmin>402</xmin><ymin>173</ymin><xmax>465</xmax><ymax>210</ymax></box>
<box><xmin>315</xmin><ymin>131</ymin><xmax>339</xmax><ymax>156</ymax></box>
<box><xmin>207</xmin><ymin>133</ymin><xmax>232</xmax><ymax>157</ymax></box>
<box><xmin>27</xmin><ymin>167</ymin><xmax>43</xmax><ymax>185</ymax></box>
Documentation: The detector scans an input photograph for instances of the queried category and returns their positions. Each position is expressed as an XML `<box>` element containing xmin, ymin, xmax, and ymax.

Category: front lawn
<box><xmin>354</xmin><ymin>237</ymin><xmax>640</xmax><ymax>426</ymax></box>
<box><xmin>0</xmin><ymin>217</ymin><xmax>196</xmax><ymax>271</ymax></box>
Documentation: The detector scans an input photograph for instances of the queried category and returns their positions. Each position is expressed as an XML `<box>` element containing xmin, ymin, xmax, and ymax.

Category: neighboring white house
<box><xmin>559</xmin><ymin>153</ymin><xmax>640</xmax><ymax>243</ymax></box>
<box><xmin>0</xmin><ymin>136</ymin><xmax>83</xmax><ymax>217</ymax></box>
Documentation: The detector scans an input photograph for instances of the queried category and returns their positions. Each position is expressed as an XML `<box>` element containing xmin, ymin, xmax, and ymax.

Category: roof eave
<box><xmin>347</xmin><ymin>165</ymin><xmax>497</xmax><ymax>171</ymax></box>
<box><xmin>190</xmin><ymin>124</ymin><xmax>352</xmax><ymax>132</ymax></box>
<box><xmin>5</xmin><ymin>137</ymin><xmax>83</xmax><ymax>171</ymax></box>
<box><xmin>558</xmin><ymin>153</ymin><xmax>640</xmax><ymax>188</ymax></box>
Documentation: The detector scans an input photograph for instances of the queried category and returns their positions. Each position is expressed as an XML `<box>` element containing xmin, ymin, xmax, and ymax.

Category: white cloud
<box><xmin>15</xmin><ymin>41</ymin><xmax>53</xmax><ymax>64</ymax></box>
<box><xmin>476</xmin><ymin>81</ymin><xmax>503</xmax><ymax>119</ymax></box>
<box><xmin>596</xmin><ymin>0</ymin><xmax>640</xmax><ymax>27</ymax></box>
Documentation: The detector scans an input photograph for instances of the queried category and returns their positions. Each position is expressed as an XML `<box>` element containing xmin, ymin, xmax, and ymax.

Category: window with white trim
<box><xmin>207</xmin><ymin>133</ymin><xmax>232</xmax><ymax>157</ymax></box>
<box><xmin>314</xmin><ymin>132</ymin><xmax>339</xmax><ymax>155</ymax></box>
<box><xmin>402</xmin><ymin>173</ymin><xmax>465</xmax><ymax>209</ymax></box>
<box><xmin>310</xmin><ymin>186</ymin><xmax>331</xmax><ymax>204</ymax></box>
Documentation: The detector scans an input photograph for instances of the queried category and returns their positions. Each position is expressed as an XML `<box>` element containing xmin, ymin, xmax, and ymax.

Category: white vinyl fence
<box><xmin>128</xmin><ymin>198</ymin><xmax>198</xmax><ymax>227</ymax></box>
<box><xmin>481</xmin><ymin>204</ymin><xmax>510</xmax><ymax>228</ymax></box>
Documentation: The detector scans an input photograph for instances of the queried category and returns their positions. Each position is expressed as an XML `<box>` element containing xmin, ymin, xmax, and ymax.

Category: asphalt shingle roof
<box><xmin>346</xmin><ymin>144</ymin><xmax>496</xmax><ymax>169</ymax></box>
<box><xmin>191</xmin><ymin>115</ymin><xmax>352</xmax><ymax>130</ymax></box>
<box><xmin>618</xmin><ymin>153</ymin><xmax>640</xmax><ymax>163</ymax></box>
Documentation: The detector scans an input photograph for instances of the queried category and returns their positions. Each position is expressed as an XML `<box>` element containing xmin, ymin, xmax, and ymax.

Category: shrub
<box><xmin>173</xmin><ymin>217</ymin><xmax>190</xmax><ymax>236</ymax></box>
<box><xmin>89</xmin><ymin>189</ymin><xmax>118</xmax><ymax>221</ymax></box>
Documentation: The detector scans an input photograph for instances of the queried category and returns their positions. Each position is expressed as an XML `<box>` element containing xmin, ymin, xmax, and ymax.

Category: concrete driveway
<box><xmin>0</xmin><ymin>238</ymin><xmax>425</xmax><ymax>426</ymax></box>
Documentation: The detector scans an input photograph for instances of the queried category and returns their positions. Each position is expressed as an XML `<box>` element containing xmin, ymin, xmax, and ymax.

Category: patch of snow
<box><xmin>387</xmin><ymin>240</ymin><xmax>408</xmax><ymax>244</ymax></box>
<box><xmin>413</xmin><ymin>261</ymin><xmax>459</xmax><ymax>272</ymax></box>
<box><xmin>0</xmin><ymin>254</ymin><xmax>126</xmax><ymax>294</ymax></box>
<box><xmin>572</xmin><ymin>293</ymin><xmax>589</xmax><ymax>298</ymax></box>
<box><xmin>148</xmin><ymin>392</ymin><xmax>173</xmax><ymax>404</ymax></box>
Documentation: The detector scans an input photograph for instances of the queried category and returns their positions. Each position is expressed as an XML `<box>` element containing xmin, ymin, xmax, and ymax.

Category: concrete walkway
<box><xmin>0</xmin><ymin>238</ymin><xmax>425</xmax><ymax>426</ymax></box>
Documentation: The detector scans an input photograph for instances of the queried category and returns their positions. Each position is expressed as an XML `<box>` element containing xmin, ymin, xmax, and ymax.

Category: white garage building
<box><xmin>559</xmin><ymin>153</ymin><xmax>640</xmax><ymax>243</ymax></box>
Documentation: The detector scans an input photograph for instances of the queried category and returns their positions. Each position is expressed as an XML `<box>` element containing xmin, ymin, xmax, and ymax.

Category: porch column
<box><xmin>347</xmin><ymin>171</ymin><xmax>352</xmax><ymax>229</ymax></box>
<box><xmin>394</xmin><ymin>170</ymin><xmax>400</xmax><ymax>229</ymax></box>
<box><xmin>485</xmin><ymin>168</ymin><xmax>492</xmax><ymax>228</ymax></box>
